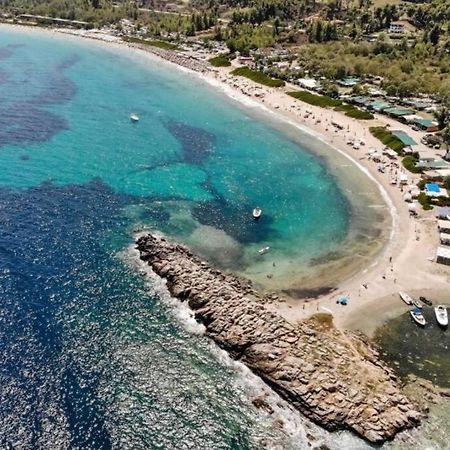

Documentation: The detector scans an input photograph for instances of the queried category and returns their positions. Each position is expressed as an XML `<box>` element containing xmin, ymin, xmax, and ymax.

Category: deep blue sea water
<box><xmin>0</xmin><ymin>27</ymin><xmax>418</xmax><ymax>449</ymax></box>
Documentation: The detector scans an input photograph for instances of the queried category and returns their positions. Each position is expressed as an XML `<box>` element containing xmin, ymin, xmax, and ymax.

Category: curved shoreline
<box><xmin>3</xmin><ymin>23</ymin><xmax>449</xmax><ymax>334</ymax></box>
<box><xmin>0</xmin><ymin>24</ymin><xmax>393</xmax><ymax>291</ymax></box>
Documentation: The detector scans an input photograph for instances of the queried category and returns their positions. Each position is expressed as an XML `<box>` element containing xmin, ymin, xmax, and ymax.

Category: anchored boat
<box><xmin>419</xmin><ymin>296</ymin><xmax>433</xmax><ymax>306</ymax></box>
<box><xmin>399</xmin><ymin>291</ymin><xmax>413</xmax><ymax>305</ymax></box>
<box><xmin>130</xmin><ymin>113</ymin><xmax>139</xmax><ymax>122</ymax></box>
<box><xmin>410</xmin><ymin>307</ymin><xmax>426</xmax><ymax>327</ymax></box>
<box><xmin>258</xmin><ymin>246</ymin><xmax>270</xmax><ymax>255</ymax></box>
<box><xmin>252</xmin><ymin>207</ymin><xmax>262</xmax><ymax>220</ymax></box>
<box><xmin>434</xmin><ymin>305</ymin><xmax>448</xmax><ymax>327</ymax></box>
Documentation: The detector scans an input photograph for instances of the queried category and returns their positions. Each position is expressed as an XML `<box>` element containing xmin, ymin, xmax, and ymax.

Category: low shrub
<box><xmin>418</xmin><ymin>192</ymin><xmax>433</xmax><ymax>210</ymax></box>
<box><xmin>370</xmin><ymin>127</ymin><xmax>405</xmax><ymax>154</ymax></box>
<box><xmin>287</xmin><ymin>90</ymin><xmax>342</xmax><ymax>107</ymax></box>
<box><xmin>208</xmin><ymin>55</ymin><xmax>231</xmax><ymax>67</ymax></box>
<box><xmin>335</xmin><ymin>104</ymin><xmax>374</xmax><ymax>120</ymax></box>
<box><xmin>122</xmin><ymin>36</ymin><xmax>179</xmax><ymax>50</ymax></box>
<box><xmin>402</xmin><ymin>156</ymin><xmax>422</xmax><ymax>174</ymax></box>
<box><xmin>231</xmin><ymin>67</ymin><xmax>285</xmax><ymax>87</ymax></box>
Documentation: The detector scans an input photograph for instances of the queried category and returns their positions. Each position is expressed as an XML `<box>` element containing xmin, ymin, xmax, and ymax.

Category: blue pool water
<box><xmin>0</xmin><ymin>27</ymin><xmax>388</xmax><ymax>449</ymax></box>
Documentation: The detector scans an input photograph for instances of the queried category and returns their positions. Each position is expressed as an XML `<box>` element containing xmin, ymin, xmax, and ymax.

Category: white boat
<box><xmin>399</xmin><ymin>291</ymin><xmax>413</xmax><ymax>305</ymax></box>
<box><xmin>252</xmin><ymin>207</ymin><xmax>262</xmax><ymax>219</ymax></box>
<box><xmin>258</xmin><ymin>246</ymin><xmax>270</xmax><ymax>255</ymax></box>
<box><xmin>434</xmin><ymin>305</ymin><xmax>448</xmax><ymax>327</ymax></box>
<box><xmin>410</xmin><ymin>307</ymin><xmax>426</xmax><ymax>326</ymax></box>
<box><xmin>130</xmin><ymin>113</ymin><xmax>139</xmax><ymax>122</ymax></box>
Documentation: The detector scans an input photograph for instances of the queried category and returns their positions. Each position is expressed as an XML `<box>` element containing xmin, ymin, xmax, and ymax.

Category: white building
<box><xmin>389</xmin><ymin>22</ymin><xmax>405</xmax><ymax>33</ymax></box>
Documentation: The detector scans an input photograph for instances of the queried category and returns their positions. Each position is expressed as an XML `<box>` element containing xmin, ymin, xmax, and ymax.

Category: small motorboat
<box><xmin>399</xmin><ymin>291</ymin><xmax>413</xmax><ymax>305</ymax></box>
<box><xmin>410</xmin><ymin>307</ymin><xmax>426</xmax><ymax>327</ymax></box>
<box><xmin>130</xmin><ymin>113</ymin><xmax>139</xmax><ymax>122</ymax></box>
<box><xmin>252</xmin><ymin>207</ymin><xmax>262</xmax><ymax>220</ymax></box>
<box><xmin>434</xmin><ymin>305</ymin><xmax>448</xmax><ymax>327</ymax></box>
<box><xmin>412</xmin><ymin>299</ymin><xmax>422</xmax><ymax>308</ymax></box>
<box><xmin>419</xmin><ymin>296</ymin><xmax>433</xmax><ymax>306</ymax></box>
<box><xmin>258</xmin><ymin>246</ymin><xmax>270</xmax><ymax>255</ymax></box>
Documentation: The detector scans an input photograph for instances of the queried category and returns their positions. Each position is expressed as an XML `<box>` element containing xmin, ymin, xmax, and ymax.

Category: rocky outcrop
<box><xmin>136</xmin><ymin>233</ymin><xmax>422</xmax><ymax>444</ymax></box>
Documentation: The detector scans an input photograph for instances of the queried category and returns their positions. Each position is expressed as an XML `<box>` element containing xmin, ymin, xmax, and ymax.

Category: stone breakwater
<box><xmin>136</xmin><ymin>233</ymin><xmax>422</xmax><ymax>444</ymax></box>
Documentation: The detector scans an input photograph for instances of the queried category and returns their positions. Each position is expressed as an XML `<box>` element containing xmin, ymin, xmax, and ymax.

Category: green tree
<box><xmin>444</xmin><ymin>175</ymin><xmax>450</xmax><ymax>190</ymax></box>
<box><xmin>442</xmin><ymin>125</ymin><xmax>450</xmax><ymax>152</ymax></box>
<box><xmin>429</xmin><ymin>25</ymin><xmax>441</xmax><ymax>46</ymax></box>
<box><xmin>434</xmin><ymin>107</ymin><xmax>450</xmax><ymax>130</ymax></box>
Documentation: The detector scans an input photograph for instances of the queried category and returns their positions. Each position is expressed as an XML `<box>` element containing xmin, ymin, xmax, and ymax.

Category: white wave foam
<box><xmin>119</xmin><ymin>238</ymin><xmax>373</xmax><ymax>450</ymax></box>
<box><xmin>118</xmin><ymin>243</ymin><xmax>206</xmax><ymax>335</ymax></box>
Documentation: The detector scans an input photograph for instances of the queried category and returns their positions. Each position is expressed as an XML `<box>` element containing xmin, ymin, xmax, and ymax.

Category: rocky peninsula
<box><xmin>136</xmin><ymin>233</ymin><xmax>422</xmax><ymax>444</ymax></box>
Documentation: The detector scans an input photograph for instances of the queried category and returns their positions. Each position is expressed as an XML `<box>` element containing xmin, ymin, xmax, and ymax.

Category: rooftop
<box><xmin>391</xmin><ymin>130</ymin><xmax>417</xmax><ymax>146</ymax></box>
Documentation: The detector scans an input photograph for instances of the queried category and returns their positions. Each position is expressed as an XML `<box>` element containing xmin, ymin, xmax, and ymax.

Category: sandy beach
<box><xmin>6</xmin><ymin>24</ymin><xmax>449</xmax><ymax>335</ymax></box>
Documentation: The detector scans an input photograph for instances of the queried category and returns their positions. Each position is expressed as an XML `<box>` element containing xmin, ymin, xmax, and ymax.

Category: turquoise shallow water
<box><xmin>0</xmin><ymin>26</ymin><xmax>426</xmax><ymax>450</ymax></box>
<box><xmin>0</xmin><ymin>27</ymin><xmax>367</xmax><ymax>450</ymax></box>
<box><xmin>0</xmin><ymin>28</ymin><xmax>357</xmax><ymax>285</ymax></box>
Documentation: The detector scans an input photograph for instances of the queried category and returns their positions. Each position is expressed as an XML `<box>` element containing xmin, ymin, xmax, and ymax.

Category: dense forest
<box><xmin>2</xmin><ymin>0</ymin><xmax>450</xmax><ymax>99</ymax></box>
<box><xmin>0</xmin><ymin>0</ymin><xmax>138</xmax><ymax>25</ymax></box>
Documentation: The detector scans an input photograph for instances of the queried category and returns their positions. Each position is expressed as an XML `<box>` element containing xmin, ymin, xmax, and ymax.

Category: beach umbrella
<box><xmin>337</xmin><ymin>295</ymin><xmax>349</xmax><ymax>305</ymax></box>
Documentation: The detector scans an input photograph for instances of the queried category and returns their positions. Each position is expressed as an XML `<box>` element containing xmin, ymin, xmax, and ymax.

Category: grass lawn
<box><xmin>231</xmin><ymin>67</ymin><xmax>285</xmax><ymax>87</ymax></box>
<box><xmin>334</xmin><ymin>104</ymin><xmax>374</xmax><ymax>120</ymax></box>
<box><xmin>371</xmin><ymin>0</ymin><xmax>401</xmax><ymax>7</ymax></box>
<box><xmin>402</xmin><ymin>156</ymin><xmax>422</xmax><ymax>174</ymax></box>
<box><xmin>288</xmin><ymin>91</ymin><xmax>373</xmax><ymax>120</ymax></box>
<box><xmin>288</xmin><ymin>91</ymin><xmax>342</xmax><ymax>108</ymax></box>
<box><xmin>208</xmin><ymin>55</ymin><xmax>231</xmax><ymax>67</ymax></box>
<box><xmin>287</xmin><ymin>91</ymin><xmax>342</xmax><ymax>107</ymax></box>
<box><xmin>370</xmin><ymin>126</ymin><xmax>405</xmax><ymax>153</ymax></box>
<box><xmin>122</xmin><ymin>36</ymin><xmax>179</xmax><ymax>50</ymax></box>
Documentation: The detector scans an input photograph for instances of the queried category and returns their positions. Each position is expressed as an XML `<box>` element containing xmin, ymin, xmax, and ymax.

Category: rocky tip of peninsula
<box><xmin>136</xmin><ymin>233</ymin><xmax>422</xmax><ymax>444</ymax></box>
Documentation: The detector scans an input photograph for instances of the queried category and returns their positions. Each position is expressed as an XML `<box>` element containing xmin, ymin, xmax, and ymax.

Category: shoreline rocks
<box><xmin>136</xmin><ymin>233</ymin><xmax>422</xmax><ymax>444</ymax></box>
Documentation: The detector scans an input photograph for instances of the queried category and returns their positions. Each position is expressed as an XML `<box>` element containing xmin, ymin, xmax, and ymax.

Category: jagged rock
<box><xmin>136</xmin><ymin>233</ymin><xmax>422</xmax><ymax>444</ymax></box>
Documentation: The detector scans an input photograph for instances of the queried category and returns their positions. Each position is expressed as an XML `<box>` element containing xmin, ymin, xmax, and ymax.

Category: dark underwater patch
<box><xmin>0</xmin><ymin>46</ymin><xmax>14</xmax><ymax>61</ymax></box>
<box><xmin>0</xmin><ymin>102</ymin><xmax>69</xmax><ymax>147</ymax></box>
<box><xmin>192</xmin><ymin>199</ymin><xmax>274</xmax><ymax>244</ymax></box>
<box><xmin>31</xmin><ymin>55</ymin><xmax>79</xmax><ymax>106</ymax></box>
<box><xmin>0</xmin><ymin>54</ymin><xmax>79</xmax><ymax>149</ymax></box>
<box><xmin>190</xmin><ymin>175</ymin><xmax>274</xmax><ymax>244</ymax></box>
<box><xmin>165</xmin><ymin>120</ymin><xmax>215</xmax><ymax>165</ymax></box>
